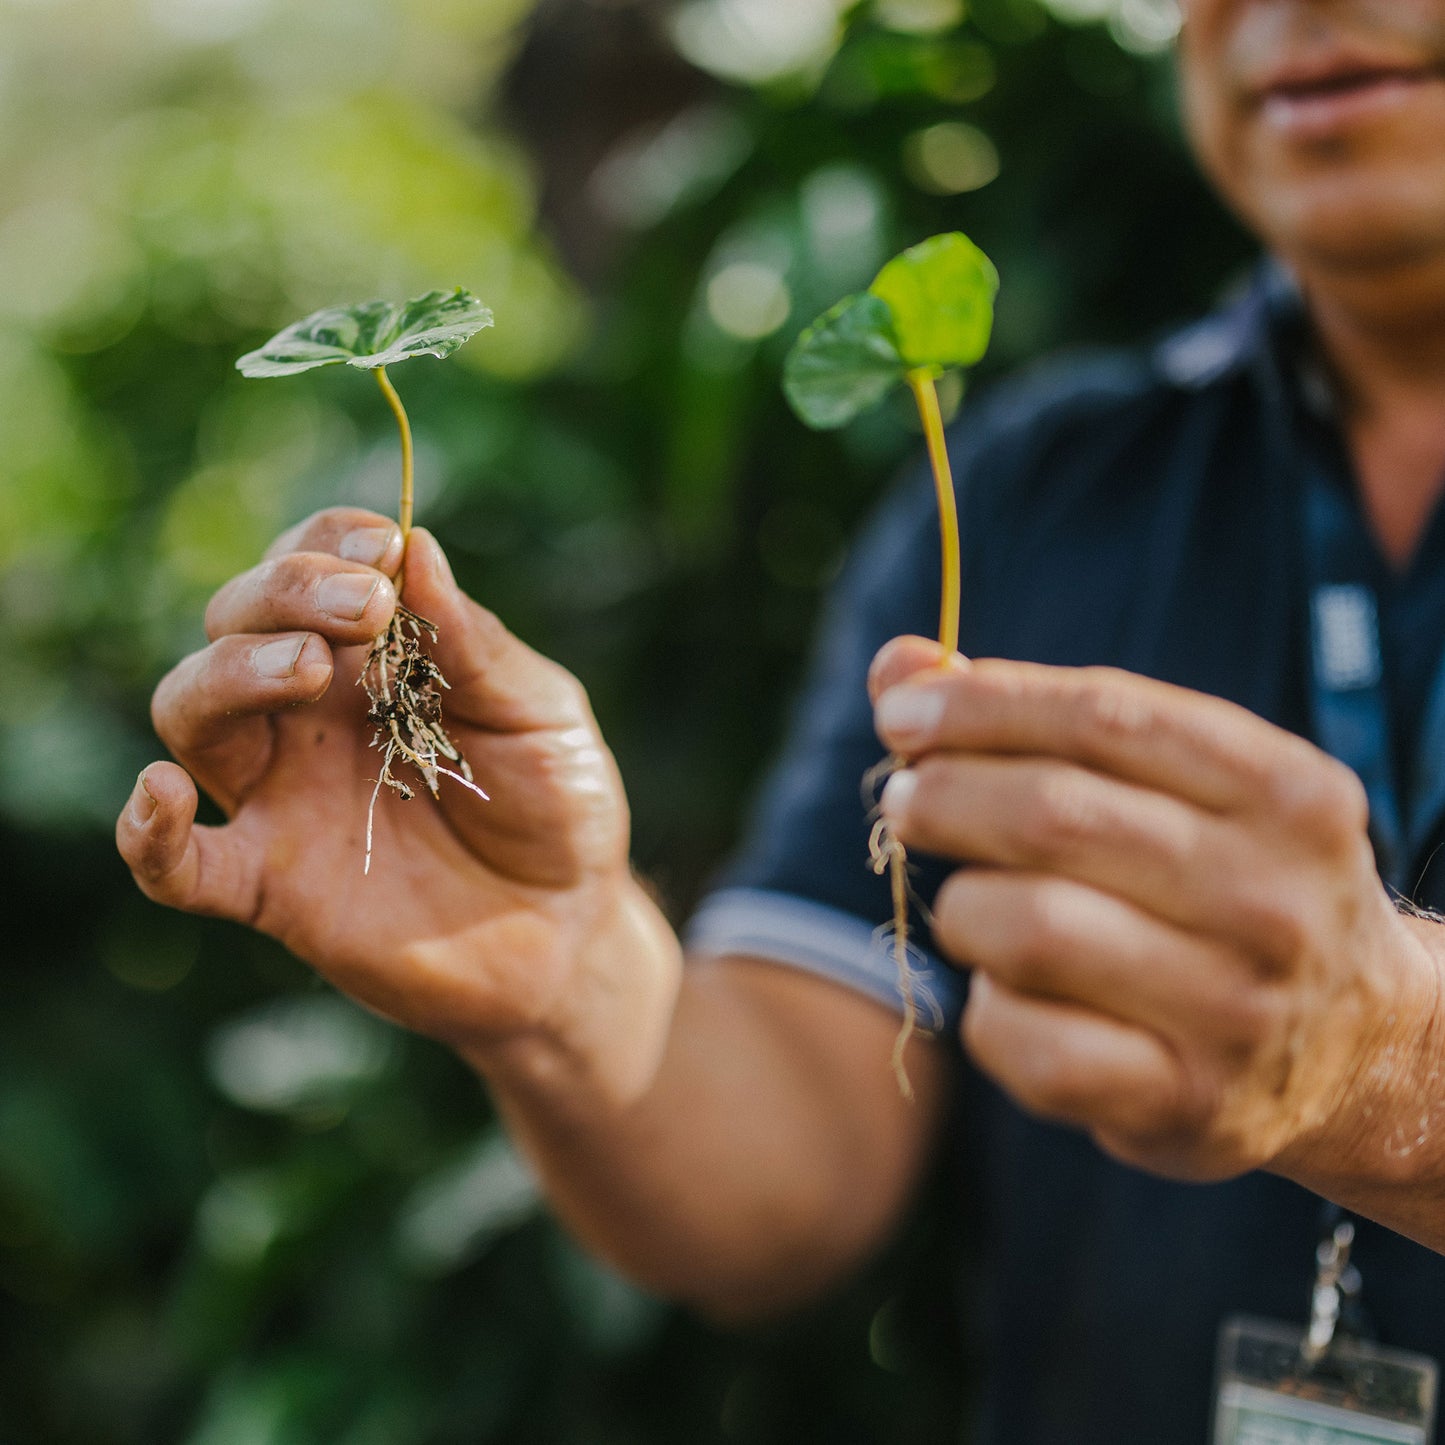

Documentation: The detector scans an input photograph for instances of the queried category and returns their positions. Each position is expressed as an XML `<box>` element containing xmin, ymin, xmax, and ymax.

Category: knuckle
<box><xmin>1018</xmin><ymin>768</ymin><xmax>1102</xmax><ymax>856</ymax></box>
<box><xmin>202</xmin><ymin>582</ymin><xmax>234</xmax><ymax>641</ymax></box>
<box><xmin>1233</xmin><ymin>884</ymin><xmax>1314</xmax><ymax>964</ymax></box>
<box><xmin>1005</xmin><ymin>886</ymin><xmax>1071</xmax><ymax>985</ymax></box>
<box><xmin>272</xmin><ymin>551</ymin><xmax>327</xmax><ymax>604</ymax></box>
<box><xmin>267</xmin><ymin>509</ymin><xmax>334</xmax><ymax>558</ymax></box>
<box><xmin>1309</xmin><ymin>758</ymin><xmax>1370</xmax><ymax>846</ymax></box>
<box><xmin>1070</xmin><ymin>670</ymin><xmax>1154</xmax><ymax>751</ymax></box>
<box><xmin>1263</xmin><ymin>748</ymin><xmax>1368</xmax><ymax>845</ymax></box>
<box><xmin>150</xmin><ymin>655</ymin><xmax>196</xmax><ymax>740</ymax></box>
<box><xmin>1214</xmin><ymin>981</ymin><xmax>1282</xmax><ymax>1054</ymax></box>
<box><xmin>267</xmin><ymin>507</ymin><xmax>381</xmax><ymax>560</ymax></box>
<box><xmin>1011</xmin><ymin>1036</ymin><xmax>1088</xmax><ymax>1119</ymax></box>
<box><xmin>298</xmin><ymin>505</ymin><xmax>354</xmax><ymax>538</ymax></box>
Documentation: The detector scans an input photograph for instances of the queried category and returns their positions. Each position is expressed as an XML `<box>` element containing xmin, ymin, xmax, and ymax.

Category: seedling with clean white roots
<box><xmin>784</xmin><ymin>232</ymin><xmax>999</xmax><ymax>1095</ymax></box>
<box><xmin>237</xmin><ymin>288</ymin><xmax>495</xmax><ymax>872</ymax></box>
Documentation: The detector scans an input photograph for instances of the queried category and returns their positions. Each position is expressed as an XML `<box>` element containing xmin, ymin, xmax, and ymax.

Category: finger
<box><xmin>874</xmin><ymin>657</ymin><xmax>1327</xmax><ymax>816</ymax></box>
<box><xmin>934</xmin><ymin>869</ymin><xmax>1270</xmax><ymax>1050</ymax></box>
<box><xmin>116</xmin><ymin>764</ymin><xmax>262</xmax><ymax>922</ymax></box>
<box><xmin>868</xmin><ymin>635</ymin><xmax>970</xmax><ymax>704</ymax></box>
<box><xmin>882</xmin><ymin>752</ymin><xmax>1228</xmax><ymax>929</ymax></box>
<box><xmin>398</xmin><ymin>528</ymin><xmax>594</xmax><ymax>733</ymax></box>
<box><xmin>151</xmin><ymin>632</ymin><xmax>333</xmax><ymax>809</ymax></box>
<box><xmin>962</xmin><ymin>972</ymin><xmax>1194</xmax><ymax>1143</ymax></box>
<box><xmin>205</xmin><ymin>552</ymin><xmax>396</xmax><ymax>645</ymax></box>
<box><xmin>264</xmin><ymin>508</ymin><xmax>405</xmax><ymax>575</ymax></box>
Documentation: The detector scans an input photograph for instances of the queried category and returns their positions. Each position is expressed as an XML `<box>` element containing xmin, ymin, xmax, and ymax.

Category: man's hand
<box><xmin>116</xmin><ymin>508</ymin><xmax>681</xmax><ymax>1104</ymax></box>
<box><xmin>869</xmin><ymin>636</ymin><xmax>1445</xmax><ymax>1210</ymax></box>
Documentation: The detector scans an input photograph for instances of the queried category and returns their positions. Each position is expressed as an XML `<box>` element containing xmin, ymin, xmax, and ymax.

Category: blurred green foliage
<box><xmin>1</xmin><ymin>0</ymin><xmax>1247</xmax><ymax>1440</ymax></box>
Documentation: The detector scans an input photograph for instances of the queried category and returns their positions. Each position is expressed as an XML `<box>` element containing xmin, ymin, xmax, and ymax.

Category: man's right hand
<box><xmin>116</xmin><ymin>507</ymin><xmax>682</xmax><ymax>1104</ymax></box>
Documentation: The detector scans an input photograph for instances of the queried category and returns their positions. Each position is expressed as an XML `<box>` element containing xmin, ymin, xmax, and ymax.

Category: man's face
<box><xmin>1180</xmin><ymin>0</ymin><xmax>1445</xmax><ymax>274</ymax></box>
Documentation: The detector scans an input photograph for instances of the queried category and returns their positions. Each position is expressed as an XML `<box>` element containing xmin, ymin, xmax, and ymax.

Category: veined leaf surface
<box><xmin>868</xmin><ymin>232</ymin><xmax>997</xmax><ymax>373</ymax></box>
<box><xmin>236</xmin><ymin>288</ymin><xmax>493</xmax><ymax>378</ymax></box>
<box><xmin>782</xmin><ymin>292</ymin><xmax>905</xmax><ymax>430</ymax></box>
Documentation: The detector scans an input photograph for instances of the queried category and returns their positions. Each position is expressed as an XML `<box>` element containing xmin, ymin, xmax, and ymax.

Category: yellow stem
<box><xmin>906</xmin><ymin>368</ymin><xmax>960</xmax><ymax>657</ymax></box>
<box><xmin>374</xmin><ymin>365</ymin><xmax>415</xmax><ymax>538</ymax></box>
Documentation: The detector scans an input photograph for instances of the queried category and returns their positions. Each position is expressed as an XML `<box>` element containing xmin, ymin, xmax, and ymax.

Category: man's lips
<box><xmin>1251</xmin><ymin>53</ymin><xmax>1444</xmax><ymax>139</ymax></box>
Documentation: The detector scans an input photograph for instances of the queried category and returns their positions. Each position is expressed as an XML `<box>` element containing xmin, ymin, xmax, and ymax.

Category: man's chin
<box><xmin>1251</xmin><ymin>178</ymin><xmax>1445</xmax><ymax>279</ymax></box>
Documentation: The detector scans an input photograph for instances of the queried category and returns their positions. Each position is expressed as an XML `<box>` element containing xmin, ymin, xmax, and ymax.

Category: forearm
<box><xmin>464</xmin><ymin>904</ymin><xmax>950</xmax><ymax>1320</ymax></box>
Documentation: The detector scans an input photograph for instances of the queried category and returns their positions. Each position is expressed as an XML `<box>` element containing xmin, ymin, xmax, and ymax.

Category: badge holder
<box><xmin>1214</xmin><ymin>1219</ymin><xmax>1439</xmax><ymax>1444</ymax></box>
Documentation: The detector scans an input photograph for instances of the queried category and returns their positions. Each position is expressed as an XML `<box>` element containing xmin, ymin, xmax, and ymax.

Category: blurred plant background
<box><xmin>0</xmin><ymin>0</ymin><xmax>1249</xmax><ymax>1439</ymax></box>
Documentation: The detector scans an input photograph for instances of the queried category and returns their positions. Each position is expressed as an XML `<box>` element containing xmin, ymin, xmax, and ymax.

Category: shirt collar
<box><xmin>1153</xmin><ymin>257</ymin><xmax>1311</xmax><ymax>395</ymax></box>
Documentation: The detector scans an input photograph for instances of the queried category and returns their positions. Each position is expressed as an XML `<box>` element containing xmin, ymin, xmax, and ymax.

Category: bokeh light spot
<box><xmin>903</xmin><ymin>121</ymin><xmax>1000</xmax><ymax>195</ymax></box>
<box><xmin>206</xmin><ymin>997</ymin><xmax>396</xmax><ymax>1116</ymax></box>
<box><xmin>873</xmin><ymin>0</ymin><xmax>966</xmax><ymax>34</ymax></box>
<box><xmin>671</xmin><ymin>0</ymin><xmax>848</xmax><ymax>85</ymax></box>
<box><xmin>706</xmin><ymin>262</ymin><xmax>792</xmax><ymax>341</ymax></box>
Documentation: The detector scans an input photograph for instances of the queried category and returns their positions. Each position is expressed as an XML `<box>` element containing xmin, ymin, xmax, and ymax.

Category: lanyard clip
<box><xmin>1302</xmin><ymin>1217</ymin><xmax>1362</xmax><ymax>1367</ymax></box>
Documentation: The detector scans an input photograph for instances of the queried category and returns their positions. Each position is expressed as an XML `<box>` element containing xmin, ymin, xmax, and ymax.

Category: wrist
<box><xmin>1273</xmin><ymin>907</ymin><xmax>1445</xmax><ymax>1201</ymax></box>
<box><xmin>457</xmin><ymin>872</ymin><xmax>684</xmax><ymax>1115</ymax></box>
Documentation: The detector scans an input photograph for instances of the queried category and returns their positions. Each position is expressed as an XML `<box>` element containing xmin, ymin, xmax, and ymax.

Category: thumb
<box><xmin>117</xmin><ymin>763</ymin><xmax>263</xmax><ymax>922</ymax></box>
<box><xmin>399</xmin><ymin>527</ymin><xmax>591</xmax><ymax>733</ymax></box>
<box><xmin>868</xmin><ymin>634</ymin><xmax>970</xmax><ymax>704</ymax></box>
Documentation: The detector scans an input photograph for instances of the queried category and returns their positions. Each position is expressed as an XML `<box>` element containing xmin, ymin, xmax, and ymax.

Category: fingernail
<box><xmin>339</xmin><ymin>526</ymin><xmax>397</xmax><ymax>567</ymax></box>
<box><xmin>129</xmin><ymin>771</ymin><xmax>157</xmax><ymax>827</ymax></box>
<box><xmin>876</xmin><ymin>685</ymin><xmax>945</xmax><ymax>741</ymax></box>
<box><xmin>317</xmin><ymin>572</ymin><xmax>379</xmax><ymax>620</ymax></box>
<box><xmin>253</xmin><ymin>636</ymin><xmax>307</xmax><ymax>678</ymax></box>
<box><xmin>881</xmin><ymin>768</ymin><xmax>918</xmax><ymax>818</ymax></box>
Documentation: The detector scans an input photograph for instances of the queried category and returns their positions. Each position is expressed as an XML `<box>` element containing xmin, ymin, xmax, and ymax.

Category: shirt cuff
<box><xmin>682</xmin><ymin>886</ymin><xmax>966</xmax><ymax>1035</ymax></box>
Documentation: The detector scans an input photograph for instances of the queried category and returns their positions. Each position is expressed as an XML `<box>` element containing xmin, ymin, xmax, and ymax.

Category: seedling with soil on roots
<box><xmin>784</xmin><ymin>232</ymin><xmax>998</xmax><ymax>1096</ymax></box>
<box><xmin>236</xmin><ymin>288</ymin><xmax>495</xmax><ymax>872</ymax></box>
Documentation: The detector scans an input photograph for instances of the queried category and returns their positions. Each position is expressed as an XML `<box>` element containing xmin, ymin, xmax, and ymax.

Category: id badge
<box><xmin>1214</xmin><ymin>1317</ymin><xmax>1438</xmax><ymax>1445</ymax></box>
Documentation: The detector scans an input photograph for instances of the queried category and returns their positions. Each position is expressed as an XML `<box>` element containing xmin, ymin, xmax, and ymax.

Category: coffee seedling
<box><xmin>237</xmin><ymin>288</ymin><xmax>495</xmax><ymax>872</ymax></box>
<box><xmin>784</xmin><ymin>233</ymin><xmax>998</xmax><ymax>1094</ymax></box>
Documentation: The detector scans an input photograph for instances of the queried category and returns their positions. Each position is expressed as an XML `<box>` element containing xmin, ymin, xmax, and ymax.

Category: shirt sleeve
<box><xmin>683</xmin><ymin>463</ymin><xmax>969</xmax><ymax>1035</ymax></box>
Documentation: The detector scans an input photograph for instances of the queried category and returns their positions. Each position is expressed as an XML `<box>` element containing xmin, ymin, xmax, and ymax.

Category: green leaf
<box><xmin>782</xmin><ymin>292</ymin><xmax>906</xmax><ymax>430</ymax></box>
<box><xmin>867</xmin><ymin>232</ymin><xmax>997</xmax><ymax>371</ymax></box>
<box><xmin>236</xmin><ymin>287</ymin><xmax>493</xmax><ymax>378</ymax></box>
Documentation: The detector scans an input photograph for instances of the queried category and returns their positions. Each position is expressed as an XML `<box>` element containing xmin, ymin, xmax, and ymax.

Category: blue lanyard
<box><xmin>1303</xmin><ymin>468</ymin><xmax>1445</xmax><ymax>893</ymax></box>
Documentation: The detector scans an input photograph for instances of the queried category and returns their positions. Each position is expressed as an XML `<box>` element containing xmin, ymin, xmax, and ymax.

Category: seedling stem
<box><xmin>374</xmin><ymin>365</ymin><xmax>416</xmax><ymax>537</ymax></box>
<box><xmin>906</xmin><ymin>368</ymin><xmax>961</xmax><ymax>658</ymax></box>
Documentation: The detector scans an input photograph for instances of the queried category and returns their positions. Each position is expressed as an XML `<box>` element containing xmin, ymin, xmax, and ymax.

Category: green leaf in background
<box><xmin>868</xmin><ymin>232</ymin><xmax>998</xmax><ymax>373</ymax></box>
<box><xmin>235</xmin><ymin>288</ymin><xmax>493</xmax><ymax>378</ymax></box>
<box><xmin>781</xmin><ymin>292</ymin><xmax>905</xmax><ymax>430</ymax></box>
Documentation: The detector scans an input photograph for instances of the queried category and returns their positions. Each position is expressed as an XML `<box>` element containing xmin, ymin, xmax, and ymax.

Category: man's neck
<box><xmin>1299</xmin><ymin>260</ymin><xmax>1445</xmax><ymax>569</ymax></box>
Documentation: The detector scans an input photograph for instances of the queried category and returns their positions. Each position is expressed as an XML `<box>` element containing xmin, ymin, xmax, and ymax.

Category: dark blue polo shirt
<box><xmin>686</xmin><ymin>265</ymin><xmax>1445</xmax><ymax>1442</ymax></box>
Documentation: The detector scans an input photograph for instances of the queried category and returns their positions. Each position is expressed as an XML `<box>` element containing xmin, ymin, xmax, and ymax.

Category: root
<box><xmin>864</xmin><ymin>755</ymin><xmax>934</xmax><ymax>1100</ymax></box>
<box><xmin>359</xmin><ymin>602</ymin><xmax>488</xmax><ymax>874</ymax></box>
<box><xmin>869</xmin><ymin>817</ymin><xmax>918</xmax><ymax>1098</ymax></box>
